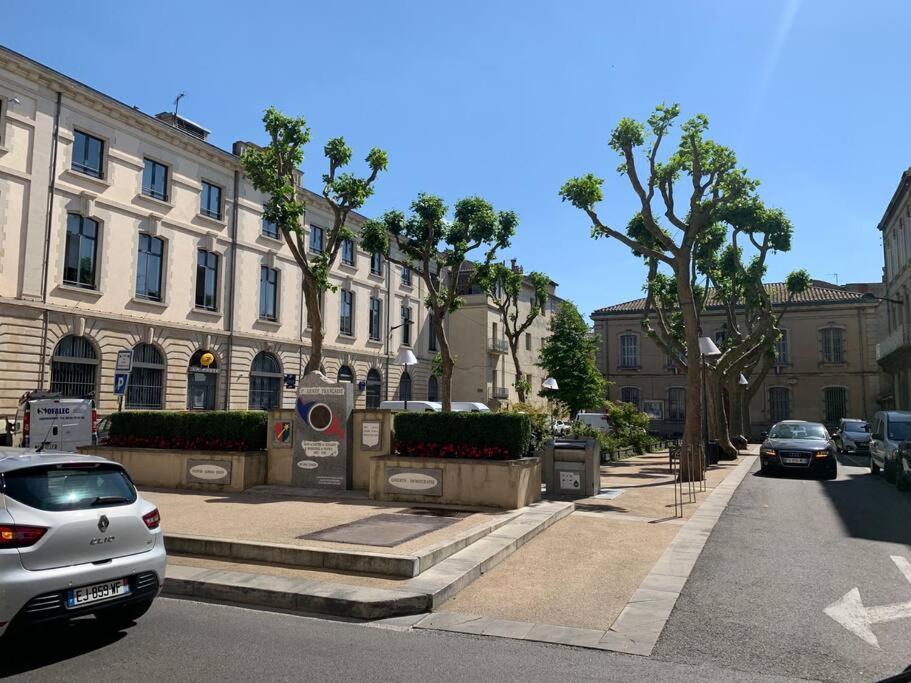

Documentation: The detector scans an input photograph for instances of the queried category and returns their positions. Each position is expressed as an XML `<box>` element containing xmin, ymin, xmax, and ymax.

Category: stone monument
<box><xmin>292</xmin><ymin>371</ymin><xmax>353</xmax><ymax>489</ymax></box>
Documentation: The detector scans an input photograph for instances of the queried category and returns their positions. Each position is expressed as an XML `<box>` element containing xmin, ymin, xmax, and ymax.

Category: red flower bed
<box><xmin>393</xmin><ymin>440</ymin><xmax>511</xmax><ymax>460</ymax></box>
<box><xmin>107</xmin><ymin>434</ymin><xmax>250</xmax><ymax>452</ymax></box>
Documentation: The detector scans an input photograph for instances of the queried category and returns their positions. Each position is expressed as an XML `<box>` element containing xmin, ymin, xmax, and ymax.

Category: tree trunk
<box><xmin>434</xmin><ymin>313</ymin><xmax>454</xmax><ymax>412</ymax></box>
<box><xmin>707</xmin><ymin>368</ymin><xmax>737</xmax><ymax>458</ymax></box>
<box><xmin>509</xmin><ymin>338</ymin><xmax>526</xmax><ymax>403</ymax></box>
<box><xmin>303</xmin><ymin>280</ymin><xmax>324</xmax><ymax>374</ymax></box>
<box><xmin>675</xmin><ymin>256</ymin><xmax>704</xmax><ymax>483</ymax></box>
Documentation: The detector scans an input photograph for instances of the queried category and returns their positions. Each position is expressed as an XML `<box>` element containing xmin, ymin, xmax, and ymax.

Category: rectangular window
<box><xmin>769</xmin><ymin>387</ymin><xmax>791</xmax><ymax>423</ymax></box>
<box><xmin>775</xmin><ymin>330</ymin><xmax>790</xmax><ymax>365</ymax></box>
<box><xmin>620</xmin><ymin>386</ymin><xmax>641</xmax><ymax>408</ymax></box>
<box><xmin>341</xmin><ymin>238</ymin><xmax>355</xmax><ymax>265</ymax></box>
<box><xmin>309</xmin><ymin>225</ymin><xmax>324</xmax><ymax>253</ymax></box>
<box><xmin>200</xmin><ymin>181</ymin><xmax>222</xmax><ymax>220</ymax></box>
<box><xmin>142</xmin><ymin>158</ymin><xmax>169</xmax><ymax>201</ymax></box>
<box><xmin>369</xmin><ymin>297</ymin><xmax>382</xmax><ymax>341</ymax></box>
<box><xmin>619</xmin><ymin>334</ymin><xmax>639</xmax><ymax>368</ymax></box>
<box><xmin>401</xmin><ymin>266</ymin><xmax>412</xmax><ymax>286</ymax></box>
<box><xmin>668</xmin><ymin>388</ymin><xmax>686</xmax><ymax>421</ymax></box>
<box><xmin>824</xmin><ymin>387</ymin><xmax>847</xmax><ymax>425</ymax></box>
<box><xmin>371</xmin><ymin>252</ymin><xmax>383</xmax><ymax>276</ymax></box>
<box><xmin>821</xmin><ymin>328</ymin><xmax>845</xmax><ymax>364</ymax></box>
<box><xmin>401</xmin><ymin>305</ymin><xmax>412</xmax><ymax>345</ymax></box>
<box><xmin>428</xmin><ymin>314</ymin><xmax>438</xmax><ymax>351</ymax></box>
<box><xmin>195</xmin><ymin>249</ymin><xmax>219</xmax><ymax>311</ymax></box>
<box><xmin>262</xmin><ymin>218</ymin><xmax>279</xmax><ymax>239</ymax></box>
<box><xmin>135</xmin><ymin>234</ymin><xmax>164</xmax><ymax>301</ymax></box>
<box><xmin>72</xmin><ymin>130</ymin><xmax>104</xmax><ymax>179</ymax></box>
<box><xmin>63</xmin><ymin>213</ymin><xmax>98</xmax><ymax>289</ymax></box>
<box><xmin>259</xmin><ymin>266</ymin><xmax>278</xmax><ymax>321</ymax></box>
<box><xmin>525</xmin><ymin>333</ymin><xmax>532</xmax><ymax>351</ymax></box>
<box><xmin>340</xmin><ymin>288</ymin><xmax>354</xmax><ymax>336</ymax></box>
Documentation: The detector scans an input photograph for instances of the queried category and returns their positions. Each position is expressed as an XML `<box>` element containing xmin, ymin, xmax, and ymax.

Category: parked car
<box><xmin>575</xmin><ymin>412</ymin><xmax>611</xmax><ymax>433</ymax></box>
<box><xmin>759</xmin><ymin>420</ymin><xmax>837</xmax><ymax>479</ymax></box>
<box><xmin>870</xmin><ymin>411</ymin><xmax>911</xmax><ymax>483</ymax></box>
<box><xmin>378</xmin><ymin>400</ymin><xmax>442</xmax><ymax>413</ymax></box>
<box><xmin>11</xmin><ymin>391</ymin><xmax>97</xmax><ymax>451</ymax></box>
<box><xmin>833</xmin><ymin>418</ymin><xmax>871</xmax><ymax>455</ymax></box>
<box><xmin>0</xmin><ymin>449</ymin><xmax>165</xmax><ymax>639</ymax></box>
<box><xmin>896</xmin><ymin>439</ymin><xmax>911</xmax><ymax>491</ymax></box>
<box><xmin>552</xmin><ymin>419</ymin><xmax>571</xmax><ymax>436</ymax></box>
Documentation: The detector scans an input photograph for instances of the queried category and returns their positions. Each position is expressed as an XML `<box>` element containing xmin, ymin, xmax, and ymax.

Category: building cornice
<box><xmin>877</xmin><ymin>168</ymin><xmax>911</xmax><ymax>232</ymax></box>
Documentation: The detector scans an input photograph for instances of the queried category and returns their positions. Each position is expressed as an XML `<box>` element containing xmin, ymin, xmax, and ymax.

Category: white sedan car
<box><xmin>0</xmin><ymin>449</ymin><xmax>166</xmax><ymax>639</ymax></box>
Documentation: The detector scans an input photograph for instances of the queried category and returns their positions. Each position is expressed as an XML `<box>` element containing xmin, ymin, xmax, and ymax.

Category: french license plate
<box><xmin>781</xmin><ymin>457</ymin><xmax>807</xmax><ymax>464</ymax></box>
<box><xmin>67</xmin><ymin>578</ymin><xmax>129</xmax><ymax>608</ymax></box>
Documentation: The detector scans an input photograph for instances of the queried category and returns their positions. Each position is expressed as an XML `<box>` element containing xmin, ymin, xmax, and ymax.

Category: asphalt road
<box><xmin>653</xmin><ymin>453</ymin><xmax>911</xmax><ymax>682</ymax></box>
<box><xmin>0</xmin><ymin>598</ymin><xmax>797</xmax><ymax>682</ymax></box>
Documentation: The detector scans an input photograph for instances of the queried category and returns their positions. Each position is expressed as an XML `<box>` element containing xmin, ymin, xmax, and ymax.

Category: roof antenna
<box><xmin>173</xmin><ymin>92</ymin><xmax>186</xmax><ymax>119</ymax></box>
<box><xmin>826</xmin><ymin>273</ymin><xmax>839</xmax><ymax>285</ymax></box>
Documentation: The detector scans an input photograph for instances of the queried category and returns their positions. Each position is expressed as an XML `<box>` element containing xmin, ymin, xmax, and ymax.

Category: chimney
<box><xmin>510</xmin><ymin>258</ymin><xmax>523</xmax><ymax>274</ymax></box>
<box><xmin>155</xmin><ymin>112</ymin><xmax>210</xmax><ymax>141</ymax></box>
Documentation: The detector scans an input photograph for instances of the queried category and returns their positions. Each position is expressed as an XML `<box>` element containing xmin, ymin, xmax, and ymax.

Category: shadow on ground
<box><xmin>0</xmin><ymin>619</ymin><xmax>130</xmax><ymax>676</ymax></box>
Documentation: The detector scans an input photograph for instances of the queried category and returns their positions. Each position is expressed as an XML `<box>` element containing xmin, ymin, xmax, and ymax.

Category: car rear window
<box><xmin>2</xmin><ymin>464</ymin><xmax>136</xmax><ymax>511</ymax></box>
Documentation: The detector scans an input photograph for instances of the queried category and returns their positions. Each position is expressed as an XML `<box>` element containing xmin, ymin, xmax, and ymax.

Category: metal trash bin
<box><xmin>543</xmin><ymin>437</ymin><xmax>600</xmax><ymax>497</ymax></box>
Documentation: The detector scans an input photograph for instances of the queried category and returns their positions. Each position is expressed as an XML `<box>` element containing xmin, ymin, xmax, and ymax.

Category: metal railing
<box><xmin>492</xmin><ymin>386</ymin><xmax>509</xmax><ymax>399</ymax></box>
<box><xmin>876</xmin><ymin>323</ymin><xmax>911</xmax><ymax>361</ymax></box>
<box><xmin>487</xmin><ymin>338</ymin><xmax>508</xmax><ymax>354</ymax></box>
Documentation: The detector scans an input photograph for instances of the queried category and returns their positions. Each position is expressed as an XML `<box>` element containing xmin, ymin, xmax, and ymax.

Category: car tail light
<box><xmin>0</xmin><ymin>525</ymin><xmax>47</xmax><ymax>549</ymax></box>
<box><xmin>91</xmin><ymin>409</ymin><xmax>98</xmax><ymax>434</ymax></box>
<box><xmin>23</xmin><ymin>411</ymin><xmax>30</xmax><ymax>436</ymax></box>
<box><xmin>142</xmin><ymin>509</ymin><xmax>160</xmax><ymax>530</ymax></box>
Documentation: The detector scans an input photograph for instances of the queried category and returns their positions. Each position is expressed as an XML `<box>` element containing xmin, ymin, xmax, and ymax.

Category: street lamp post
<box><xmin>385</xmin><ymin>321</ymin><xmax>414</xmax><ymax>401</ymax></box>
<box><xmin>698</xmin><ymin>336</ymin><xmax>722</xmax><ymax>467</ymax></box>
<box><xmin>394</xmin><ymin>347</ymin><xmax>418</xmax><ymax>410</ymax></box>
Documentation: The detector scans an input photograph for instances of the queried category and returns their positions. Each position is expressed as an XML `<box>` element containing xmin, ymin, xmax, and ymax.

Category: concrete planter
<box><xmin>78</xmin><ymin>445</ymin><xmax>267</xmax><ymax>492</ymax></box>
<box><xmin>369</xmin><ymin>455</ymin><xmax>541</xmax><ymax>510</ymax></box>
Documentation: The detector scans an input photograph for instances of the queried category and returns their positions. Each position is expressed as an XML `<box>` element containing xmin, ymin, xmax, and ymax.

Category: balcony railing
<box><xmin>492</xmin><ymin>387</ymin><xmax>509</xmax><ymax>400</ymax></box>
<box><xmin>487</xmin><ymin>338</ymin><xmax>508</xmax><ymax>354</ymax></box>
<box><xmin>876</xmin><ymin>323</ymin><xmax>911</xmax><ymax>362</ymax></box>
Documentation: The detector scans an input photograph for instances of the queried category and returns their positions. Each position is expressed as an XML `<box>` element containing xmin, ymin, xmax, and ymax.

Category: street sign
<box><xmin>284</xmin><ymin>374</ymin><xmax>297</xmax><ymax>389</ymax></box>
<box><xmin>115</xmin><ymin>349</ymin><xmax>133</xmax><ymax>373</ymax></box>
<box><xmin>114</xmin><ymin>373</ymin><xmax>129</xmax><ymax>396</ymax></box>
<box><xmin>825</xmin><ymin>554</ymin><xmax>911</xmax><ymax>647</ymax></box>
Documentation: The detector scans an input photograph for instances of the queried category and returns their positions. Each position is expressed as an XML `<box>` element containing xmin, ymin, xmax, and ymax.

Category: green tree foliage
<box><xmin>537</xmin><ymin>301</ymin><xmax>604</xmax><ymax>416</ymax></box>
<box><xmin>361</xmin><ymin>194</ymin><xmax>516</xmax><ymax>411</ymax></box>
<box><xmin>475</xmin><ymin>263</ymin><xmax>550</xmax><ymax>402</ymax></box>
<box><xmin>241</xmin><ymin>107</ymin><xmax>388</xmax><ymax>372</ymax></box>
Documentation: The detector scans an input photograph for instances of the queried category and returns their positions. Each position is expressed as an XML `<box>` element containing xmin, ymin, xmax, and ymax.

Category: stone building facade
<box><xmin>592</xmin><ymin>282</ymin><xmax>881</xmax><ymax>438</ymax></box>
<box><xmin>0</xmin><ymin>46</ymin><xmax>434</xmax><ymax>417</ymax></box>
<box><xmin>875</xmin><ymin>168</ymin><xmax>911</xmax><ymax>409</ymax></box>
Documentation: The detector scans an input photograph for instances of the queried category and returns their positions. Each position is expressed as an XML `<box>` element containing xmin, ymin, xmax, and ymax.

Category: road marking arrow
<box><xmin>824</xmin><ymin>555</ymin><xmax>911</xmax><ymax>648</ymax></box>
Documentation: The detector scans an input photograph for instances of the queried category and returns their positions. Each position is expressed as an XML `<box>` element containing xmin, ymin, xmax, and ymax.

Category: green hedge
<box><xmin>107</xmin><ymin>411</ymin><xmax>267</xmax><ymax>451</ymax></box>
<box><xmin>393</xmin><ymin>412</ymin><xmax>532</xmax><ymax>460</ymax></box>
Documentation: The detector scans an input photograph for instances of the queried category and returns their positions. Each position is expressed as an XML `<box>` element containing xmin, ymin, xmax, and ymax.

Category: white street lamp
<box><xmin>542</xmin><ymin>377</ymin><xmax>559</xmax><ymax>390</ymax></box>
<box><xmin>698</xmin><ymin>336</ymin><xmax>722</xmax><ymax>467</ymax></box>
<box><xmin>394</xmin><ymin>347</ymin><xmax>418</xmax><ymax>410</ymax></box>
<box><xmin>698</xmin><ymin>336</ymin><xmax>722</xmax><ymax>357</ymax></box>
<box><xmin>738</xmin><ymin>373</ymin><xmax>749</xmax><ymax>386</ymax></box>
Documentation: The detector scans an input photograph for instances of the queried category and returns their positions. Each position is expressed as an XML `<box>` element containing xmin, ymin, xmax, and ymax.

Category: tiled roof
<box><xmin>592</xmin><ymin>281</ymin><xmax>875</xmax><ymax>316</ymax></box>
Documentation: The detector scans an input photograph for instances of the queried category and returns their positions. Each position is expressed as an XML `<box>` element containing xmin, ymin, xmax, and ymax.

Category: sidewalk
<box><xmin>420</xmin><ymin>449</ymin><xmax>757</xmax><ymax>653</ymax></box>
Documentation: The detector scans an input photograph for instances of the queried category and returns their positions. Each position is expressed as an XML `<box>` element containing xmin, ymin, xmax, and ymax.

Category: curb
<box><xmin>162</xmin><ymin>500</ymin><xmax>574</xmax><ymax>620</ymax></box>
<box><xmin>415</xmin><ymin>456</ymin><xmax>758</xmax><ymax>655</ymax></box>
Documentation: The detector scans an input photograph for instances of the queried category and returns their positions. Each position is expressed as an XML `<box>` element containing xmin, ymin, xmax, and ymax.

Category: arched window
<box><xmin>366</xmin><ymin>369</ymin><xmax>382</xmax><ymax>409</ymax></box>
<box><xmin>187</xmin><ymin>349</ymin><xmax>218</xmax><ymax>410</ymax></box>
<box><xmin>399</xmin><ymin>370</ymin><xmax>412</xmax><ymax>401</ymax></box>
<box><xmin>249</xmin><ymin>352</ymin><xmax>282</xmax><ymax>410</ymax></box>
<box><xmin>823</xmin><ymin>387</ymin><xmax>848</xmax><ymax>426</ymax></box>
<box><xmin>768</xmin><ymin>387</ymin><xmax>791</xmax><ymax>423</ymax></box>
<box><xmin>620</xmin><ymin>386</ymin><xmax>640</xmax><ymax>408</ymax></box>
<box><xmin>337</xmin><ymin>365</ymin><xmax>354</xmax><ymax>383</ymax></box>
<box><xmin>427</xmin><ymin>375</ymin><xmax>439</xmax><ymax>402</ymax></box>
<box><xmin>50</xmin><ymin>335</ymin><xmax>98</xmax><ymax>398</ymax></box>
<box><xmin>127</xmin><ymin>343</ymin><xmax>165</xmax><ymax>410</ymax></box>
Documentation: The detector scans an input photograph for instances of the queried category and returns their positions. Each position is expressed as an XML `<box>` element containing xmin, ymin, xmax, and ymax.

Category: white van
<box><xmin>451</xmin><ymin>402</ymin><xmax>491</xmax><ymax>413</ymax></box>
<box><xmin>378</xmin><ymin>400</ymin><xmax>442</xmax><ymax>413</ymax></box>
<box><xmin>870</xmin><ymin>410</ymin><xmax>911</xmax><ymax>481</ymax></box>
<box><xmin>575</xmin><ymin>412</ymin><xmax>612</xmax><ymax>433</ymax></box>
<box><xmin>11</xmin><ymin>393</ymin><xmax>97</xmax><ymax>451</ymax></box>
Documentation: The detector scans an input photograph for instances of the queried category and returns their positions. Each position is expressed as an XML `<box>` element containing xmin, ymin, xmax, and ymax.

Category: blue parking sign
<box><xmin>114</xmin><ymin>373</ymin><xmax>129</xmax><ymax>395</ymax></box>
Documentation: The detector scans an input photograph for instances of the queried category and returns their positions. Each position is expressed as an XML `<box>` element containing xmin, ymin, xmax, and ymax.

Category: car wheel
<box><xmin>94</xmin><ymin>599</ymin><xmax>154</xmax><ymax>629</ymax></box>
<box><xmin>825</xmin><ymin>466</ymin><xmax>837</xmax><ymax>480</ymax></box>
<box><xmin>885</xmin><ymin>457</ymin><xmax>897</xmax><ymax>483</ymax></box>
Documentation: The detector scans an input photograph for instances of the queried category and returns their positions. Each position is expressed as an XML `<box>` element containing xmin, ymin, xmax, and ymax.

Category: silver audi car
<box><xmin>0</xmin><ymin>449</ymin><xmax>166</xmax><ymax>638</ymax></box>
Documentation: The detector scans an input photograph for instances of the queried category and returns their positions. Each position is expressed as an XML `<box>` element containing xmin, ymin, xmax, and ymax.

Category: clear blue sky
<box><xmin>3</xmin><ymin>1</ymin><xmax>906</xmax><ymax>318</ymax></box>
